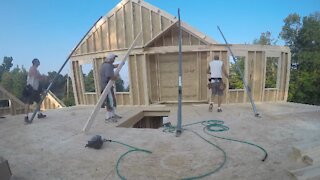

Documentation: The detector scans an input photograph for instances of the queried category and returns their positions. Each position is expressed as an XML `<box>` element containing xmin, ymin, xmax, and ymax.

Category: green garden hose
<box><xmin>162</xmin><ymin>119</ymin><xmax>268</xmax><ymax>179</ymax></box>
<box><xmin>109</xmin><ymin>140</ymin><xmax>152</xmax><ymax>180</ymax></box>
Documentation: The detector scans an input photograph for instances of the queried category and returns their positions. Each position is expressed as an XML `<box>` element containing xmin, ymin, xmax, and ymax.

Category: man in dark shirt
<box><xmin>100</xmin><ymin>53</ymin><xmax>121</xmax><ymax>122</ymax></box>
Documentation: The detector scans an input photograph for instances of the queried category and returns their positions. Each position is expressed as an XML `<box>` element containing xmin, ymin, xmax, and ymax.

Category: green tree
<box><xmin>253</xmin><ymin>31</ymin><xmax>277</xmax><ymax>45</ymax></box>
<box><xmin>279</xmin><ymin>13</ymin><xmax>301</xmax><ymax>59</ymax></box>
<box><xmin>1</xmin><ymin>72</ymin><xmax>12</xmax><ymax>91</ymax></box>
<box><xmin>280</xmin><ymin>12</ymin><xmax>320</xmax><ymax>105</ymax></box>
<box><xmin>2</xmin><ymin>56</ymin><xmax>13</xmax><ymax>71</ymax></box>
<box><xmin>229</xmin><ymin>57</ymin><xmax>245</xmax><ymax>89</ymax></box>
<box><xmin>0</xmin><ymin>56</ymin><xmax>13</xmax><ymax>80</ymax></box>
<box><xmin>265</xmin><ymin>58</ymin><xmax>278</xmax><ymax>88</ymax></box>
<box><xmin>124</xmin><ymin>85</ymin><xmax>130</xmax><ymax>92</ymax></box>
<box><xmin>63</xmin><ymin>75</ymin><xmax>75</xmax><ymax>106</ymax></box>
<box><xmin>115</xmin><ymin>76</ymin><xmax>126</xmax><ymax>92</ymax></box>
<box><xmin>11</xmin><ymin>66</ymin><xmax>27</xmax><ymax>99</ymax></box>
<box><xmin>0</xmin><ymin>65</ymin><xmax>28</xmax><ymax>99</ymax></box>
<box><xmin>84</xmin><ymin>70</ymin><xmax>95</xmax><ymax>92</ymax></box>
<box><xmin>43</xmin><ymin>71</ymin><xmax>67</xmax><ymax>98</ymax></box>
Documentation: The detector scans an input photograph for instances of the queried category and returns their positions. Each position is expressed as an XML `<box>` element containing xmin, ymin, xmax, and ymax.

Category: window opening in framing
<box><xmin>115</xmin><ymin>54</ymin><xmax>130</xmax><ymax>92</ymax></box>
<box><xmin>81</xmin><ymin>64</ymin><xmax>95</xmax><ymax>92</ymax></box>
<box><xmin>229</xmin><ymin>56</ymin><xmax>245</xmax><ymax>89</ymax></box>
<box><xmin>265</xmin><ymin>57</ymin><xmax>278</xmax><ymax>88</ymax></box>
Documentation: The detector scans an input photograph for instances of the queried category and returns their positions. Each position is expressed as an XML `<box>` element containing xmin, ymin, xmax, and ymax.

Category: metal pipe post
<box><xmin>217</xmin><ymin>26</ymin><xmax>260</xmax><ymax>117</ymax></box>
<box><xmin>176</xmin><ymin>8</ymin><xmax>183</xmax><ymax>136</ymax></box>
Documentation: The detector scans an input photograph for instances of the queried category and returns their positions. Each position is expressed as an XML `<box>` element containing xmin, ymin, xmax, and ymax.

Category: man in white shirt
<box><xmin>23</xmin><ymin>58</ymin><xmax>46</xmax><ymax>123</ymax></box>
<box><xmin>207</xmin><ymin>55</ymin><xmax>229</xmax><ymax>112</ymax></box>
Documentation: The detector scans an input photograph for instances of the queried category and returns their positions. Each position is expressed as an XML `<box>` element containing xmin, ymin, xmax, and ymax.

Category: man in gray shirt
<box><xmin>100</xmin><ymin>53</ymin><xmax>121</xmax><ymax>122</ymax></box>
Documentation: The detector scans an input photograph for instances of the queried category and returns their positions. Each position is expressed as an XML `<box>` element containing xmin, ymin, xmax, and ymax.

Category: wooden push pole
<box><xmin>82</xmin><ymin>31</ymin><xmax>142</xmax><ymax>133</ymax></box>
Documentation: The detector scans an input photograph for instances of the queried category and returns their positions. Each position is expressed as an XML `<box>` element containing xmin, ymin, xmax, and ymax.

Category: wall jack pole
<box><xmin>217</xmin><ymin>26</ymin><xmax>260</xmax><ymax>117</ymax></box>
<box><xmin>27</xmin><ymin>16</ymin><xmax>103</xmax><ymax>124</ymax></box>
<box><xmin>176</xmin><ymin>8</ymin><xmax>183</xmax><ymax>136</ymax></box>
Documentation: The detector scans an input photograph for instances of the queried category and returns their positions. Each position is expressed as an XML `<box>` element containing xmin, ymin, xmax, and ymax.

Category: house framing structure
<box><xmin>70</xmin><ymin>0</ymin><xmax>291</xmax><ymax>106</ymax></box>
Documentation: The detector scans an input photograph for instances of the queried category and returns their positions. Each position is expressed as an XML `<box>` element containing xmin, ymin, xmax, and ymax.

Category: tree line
<box><xmin>0</xmin><ymin>58</ymin><xmax>127</xmax><ymax>106</ymax></box>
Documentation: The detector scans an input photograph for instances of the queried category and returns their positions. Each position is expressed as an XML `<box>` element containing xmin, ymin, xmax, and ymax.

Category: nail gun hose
<box><xmin>163</xmin><ymin>120</ymin><xmax>268</xmax><ymax>162</ymax></box>
<box><xmin>108</xmin><ymin>140</ymin><xmax>152</xmax><ymax>180</ymax></box>
<box><xmin>203</xmin><ymin>127</ymin><xmax>268</xmax><ymax>161</ymax></box>
<box><xmin>201</xmin><ymin>120</ymin><xmax>268</xmax><ymax>161</ymax></box>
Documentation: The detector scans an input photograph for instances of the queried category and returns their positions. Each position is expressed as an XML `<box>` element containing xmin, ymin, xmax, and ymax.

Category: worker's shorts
<box><xmin>101</xmin><ymin>87</ymin><xmax>117</xmax><ymax>111</ymax></box>
<box><xmin>22</xmin><ymin>85</ymin><xmax>41</xmax><ymax>104</ymax></box>
<box><xmin>209</xmin><ymin>78</ymin><xmax>224</xmax><ymax>96</ymax></box>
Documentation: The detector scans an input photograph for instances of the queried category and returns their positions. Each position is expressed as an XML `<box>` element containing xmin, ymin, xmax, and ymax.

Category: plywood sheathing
<box><xmin>1</xmin><ymin>102</ymin><xmax>320</xmax><ymax>179</ymax></box>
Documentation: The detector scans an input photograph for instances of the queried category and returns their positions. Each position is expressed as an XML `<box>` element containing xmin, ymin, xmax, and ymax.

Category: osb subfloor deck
<box><xmin>0</xmin><ymin>102</ymin><xmax>319</xmax><ymax>180</ymax></box>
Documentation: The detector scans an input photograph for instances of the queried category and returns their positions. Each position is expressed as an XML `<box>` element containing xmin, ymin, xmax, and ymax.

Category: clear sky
<box><xmin>0</xmin><ymin>0</ymin><xmax>319</xmax><ymax>75</ymax></box>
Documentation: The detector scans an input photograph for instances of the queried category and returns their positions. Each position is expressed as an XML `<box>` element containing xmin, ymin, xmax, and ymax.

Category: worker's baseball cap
<box><xmin>32</xmin><ymin>58</ymin><xmax>40</xmax><ymax>65</ymax></box>
<box><xmin>105</xmin><ymin>53</ymin><xmax>118</xmax><ymax>62</ymax></box>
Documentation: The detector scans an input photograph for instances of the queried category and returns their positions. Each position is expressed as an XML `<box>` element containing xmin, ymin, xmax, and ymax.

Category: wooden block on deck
<box><xmin>303</xmin><ymin>153</ymin><xmax>320</xmax><ymax>165</ymax></box>
<box><xmin>293</xmin><ymin>141</ymin><xmax>320</xmax><ymax>165</ymax></box>
<box><xmin>288</xmin><ymin>164</ymin><xmax>320</xmax><ymax>180</ymax></box>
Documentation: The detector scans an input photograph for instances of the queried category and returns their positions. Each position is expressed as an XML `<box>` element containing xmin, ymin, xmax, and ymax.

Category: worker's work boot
<box><xmin>105</xmin><ymin>117</ymin><xmax>112</xmax><ymax>123</ymax></box>
<box><xmin>37</xmin><ymin>113</ymin><xmax>46</xmax><ymax>119</ymax></box>
<box><xmin>105</xmin><ymin>116</ymin><xmax>118</xmax><ymax>123</ymax></box>
<box><xmin>24</xmin><ymin>116</ymin><xmax>30</xmax><ymax>124</ymax></box>
<box><xmin>112</xmin><ymin>117</ymin><xmax>118</xmax><ymax>123</ymax></box>
<box><xmin>217</xmin><ymin>108</ymin><xmax>222</xmax><ymax>112</ymax></box>
<box><xmin>113</xmin><ymin>114</ymin><xmax>122</xmax><ymax>119</ymax></box>
<box><xmin>209</xmin><ymin>103</ymin><xmax>213</xmax><ymax>112</ymax></box>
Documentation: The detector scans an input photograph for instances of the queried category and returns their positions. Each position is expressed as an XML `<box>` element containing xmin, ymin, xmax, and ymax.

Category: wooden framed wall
<box><xmin>226</xmin><ymin>45</ymin><xmax>291</xmax><ymax>103</ymax></box>
<box><xmin>69</xmin><ymin>0</ymin><xmax>291</xmax><ymax>106</ymax></box>
<box><xmin>72</xmin><ymin>0</ymin><xmax>181</xmax><ymax>58</ymax></box>
<box><xmin>128</xmin><ymin>54</ymin><xmax>149</xmax><ymax>105</ymax></box>
<box><xmin>145</xmin><ymin>51</ymin><xmax>210</xmax><ymax>103</ymax></box>
<box><xmin>70</xmin><ymin>44</ymin><xmax>290</xmax><ymax>106</ymax></box>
